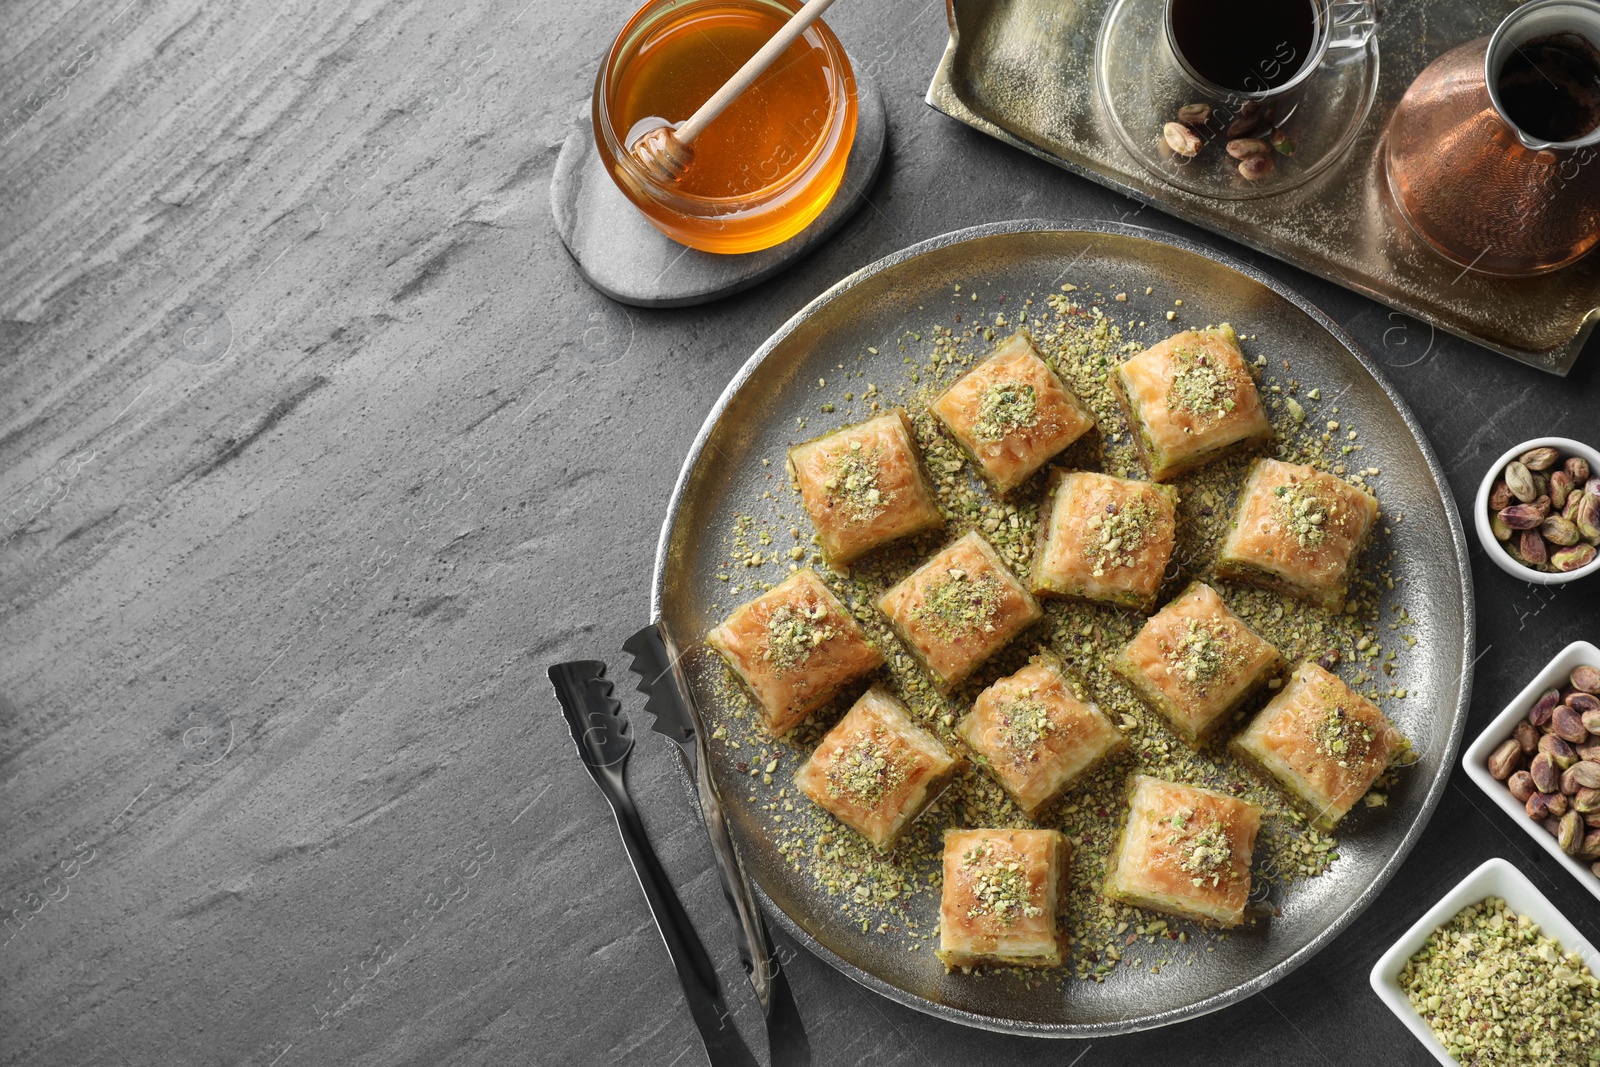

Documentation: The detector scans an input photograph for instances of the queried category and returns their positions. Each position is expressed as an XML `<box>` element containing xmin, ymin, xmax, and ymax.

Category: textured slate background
<box><xmin>1</xmin><ymin>1</ymin><xmax>1596</xmax><ymax>1065</ymax></box>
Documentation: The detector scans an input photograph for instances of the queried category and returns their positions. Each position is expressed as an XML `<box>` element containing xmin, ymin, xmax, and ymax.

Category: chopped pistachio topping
<box><xmin>823</xmin><ymin>442</ymin><xmax>888</xmax><ymax>524</ymax></box>
<box><xmin>1084</xmin><ymin>498</ymin><xmax>1156</xmax><ymax>577</ymax></box>
<box><xmin>1311</xmin><ymin>705</ymin><xmax>1374</xmax><ymax>767</ymax></box>
<box><xmin>1397</xmin><ymin>897</ymin><xmax>1600</xmax><ymax>1067</ymax></box>
<box><xmin>763</xmin><ymin>601</ymin><xmax>837</xmax><ymax>672</ymax></box>
<box><xmin>1271</xmin><ymin>481</ymin><xmax>1333</xmax><ymax>550</ymax></box>
<box><xmin>914</xmin><ymin>567</ymin><xmax>1004</xmax><ymax>641</ymax></box>
<box><xmin>1173</xmin><ymin>619</ymin><xmax>1231</xmax><ymax>689</ymax></box>
<box><xmin>998</xmin><ymin>689</ymin><xmax>1053</xmax><ymax>755</ymax></box>
<box><xmin>1165</xmin><ymin>346</ymin><xmax>1237</xmax><ymax>422</ymax></box>
<box><xmin>962</xmin><ymin>843</ymin><xmax>1044</xmax><ymax>925</ymax></box>
<box><xmin>827</xmin><ymin>731</ymin><xmax>904</xmax><ymax>805</ymax></box>
<box><xmin>1171</xmin><ymin>810</ymin><xmax>1233</xmax><ymax>888</ymax></box>
<box><xmin>973</xmin><ymin>382</ymin><xmax>1039</xmax><ymax>441</ymax></box>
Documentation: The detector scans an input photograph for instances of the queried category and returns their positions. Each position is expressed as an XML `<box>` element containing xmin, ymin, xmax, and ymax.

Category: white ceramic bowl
<box><xmin>1473</xmin><ymin>435</ymin><xmax>1600</xmax><ymax>584</ymax></box>
<box><xmin>1370</xmin><ymin>857</ymin><xmax>1600</xmax><ymax>1067</ymax></box>
<box><xmin>1462</xmin><ymin>639</ymin><xmax>1600</xmax><ymax>901</ymax></box>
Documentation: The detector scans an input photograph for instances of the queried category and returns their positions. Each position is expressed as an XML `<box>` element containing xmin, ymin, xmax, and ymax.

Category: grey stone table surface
<box><xmin>0</xmin><ymin>1</ymin><xmax>1596</xmax><ymax>1065</ymax></box>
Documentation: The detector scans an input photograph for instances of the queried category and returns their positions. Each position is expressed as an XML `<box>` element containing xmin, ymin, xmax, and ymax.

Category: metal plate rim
<box><xmin>648</xmin><ymin>218</ymin><xmax>1476</xmax><ymax>1037</ymax></box>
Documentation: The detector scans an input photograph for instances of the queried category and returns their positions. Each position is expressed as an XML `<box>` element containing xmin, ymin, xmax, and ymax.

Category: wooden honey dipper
<box><xmin>629</xmin><ymin>0</ymin><xmax>841</xmax><ymax>183</ymax></box>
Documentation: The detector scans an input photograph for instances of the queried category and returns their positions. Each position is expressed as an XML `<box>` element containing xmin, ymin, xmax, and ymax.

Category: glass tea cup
<box><xmin>1160</xmin><ymin>0</ymin><xmax>1377</xmax><ymax>142</ymax></box>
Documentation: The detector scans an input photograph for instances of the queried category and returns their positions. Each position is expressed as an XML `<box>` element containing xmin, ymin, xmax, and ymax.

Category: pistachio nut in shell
<box><xmin>1487</xmin><ymin>738</ymin><xmax>1523</xmax><ymax>779</ymax></box>
<box><xmin>1551</xmin><ymin>544</ymin><xmax>1597</xmax><ymax>572</ymax></box>
<box><xmin>1574</xmin><ymin>664</ymin><xmax>1600</xmax><ymax>694</ymax></box>
<box><xmin>1508</xmin><ymin>770</ymin><xmax>1537</xmax><ymax>802</ymax></box>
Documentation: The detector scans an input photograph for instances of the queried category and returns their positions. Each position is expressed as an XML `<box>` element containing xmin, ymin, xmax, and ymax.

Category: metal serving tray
<box><xmin>925</xmin><ymin>0</ymin><xmax>1600</xmax><ymax>375</ymax></box>
<box><xmin>647</xmin><ymin>220</ymin><xmax>1474</xmax><ymax>1035</ymax></box>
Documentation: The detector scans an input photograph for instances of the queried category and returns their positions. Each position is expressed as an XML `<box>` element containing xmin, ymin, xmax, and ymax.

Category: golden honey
<box><xmin>593</xmin><ymin>0</ymin><xmax>858</xmax><ymax>254</ymax></box>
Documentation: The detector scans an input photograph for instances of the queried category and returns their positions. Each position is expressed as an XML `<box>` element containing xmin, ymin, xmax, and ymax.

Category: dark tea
<box><xmin>1498</xmin><ymin>32</ymin><xmax>1600</xmax><ymax>143</ymax></box>
<box><xmin>1169</xmin><ymin>0</ymin><xmax>1318</xmax><ymax>93</ymax></box>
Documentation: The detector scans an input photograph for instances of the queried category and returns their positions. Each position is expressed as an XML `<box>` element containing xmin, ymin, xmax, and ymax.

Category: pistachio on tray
<box><xmin>1488</xmin><ymin>445</ymin><xmax>1600</xmax><ymax>573</ymax></box>
<box><xmin>1488</xmin><ymin>662</ymin><xmax>1600</xmax><ymax>877</ymax></box>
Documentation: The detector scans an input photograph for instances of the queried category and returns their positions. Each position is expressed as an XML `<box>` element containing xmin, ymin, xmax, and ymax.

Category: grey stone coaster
<box><xmin>550</xmin><ymin>67</ymin><xmax>886</xmax><ymax>308</ymax></box>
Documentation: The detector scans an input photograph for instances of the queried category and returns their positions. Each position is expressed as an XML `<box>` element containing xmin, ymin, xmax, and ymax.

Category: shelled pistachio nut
<box><xmin>1541</xmin><ymin>515</ymin><xmax>1581</xmax><ymax>546</ymax></box>
<box><xmin>1574</xmin><ymin>664</ymin><xmax>1600</xmax><ymax>694</ymax></box>
<box><xmin>1509</xmin><ymin>770</ymin><xmax>1537</xmax><ymax>803</ymax></box>
<box><xmin>1559</xmin><ymin>811</ymin><xmax>1585</xmax><ymax>854</ymax></box>
<box><xmin>1487</xmin><ymin>738</ymin><xmax>1523</xmax><ymax>779</ymax></box>
<box><xmin>1552</xmin><ymin>544</ymin><xmax>1597</xmax><ymax>572</ymax></box>
<box><xmin>1519</xmin><ymin>446</ymin><xmax>1562</xmax><ymax>471</ymax></box>
<box><xmin>1504</xmin><ymin>460</ymin><xmax>1537</xmax><ymax>502</ymax></box>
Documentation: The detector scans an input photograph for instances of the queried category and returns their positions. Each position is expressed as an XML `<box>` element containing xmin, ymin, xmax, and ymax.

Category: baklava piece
<box><xmin>929</xmin><ymin>331</ymin><xmax>1096</xmax><ymax>493</ymax></box>
<box><xmin>1104</xmin><ymin>775</ymin><xmax>1262</xmax><ymax>928</ymax></box>
<box><xmin>957</xmin><ymin>655</ymin><xmax>1126</xmax><ymax>816</ymax></box>
<box><xmin>1214</xmin><ymin>458</ymin><xmax>1380</xmax><ymax>612</ymax></box>
<box><xmin>794</xmin><ymin>687</ymin><xmax>962</xmax><ymax>851</ymax></box>
<box><xmin>1112</xmin><ymin>581</ymin><xmax>1284</xmax><ymax>748</ymax></box>
<box><xmin>1030</xmin><ymin>470</ymin><xmax>1179</xmax><ymax>612</ymax></box>
<box><xmin>877</xmin><ymin>531</ymin><xmax>1043</xmax><ymax>689</ymax></box>
<box><xmin>1110</xmin><ymin>325</ymin><xmax>1271</xmax><ymax>481</ymax></box>
<box><xmin>937</xmin><ymin>828</ymin><xmax>1070</xmax><ymax>970</ymax></box>
<box><xmin>705</xmin><ymin>569</ymin><xmax>884</xmax><ymax>737</ymax></box>
<box><xmin>1231</xmin><ymin>662</ymin><xmax>1402</xmax><ymax>831</ymax></box>
<box><xmin>789</xmin><ymin>411</ymin><xmax>944</xmax><ymax>568</ymax></box>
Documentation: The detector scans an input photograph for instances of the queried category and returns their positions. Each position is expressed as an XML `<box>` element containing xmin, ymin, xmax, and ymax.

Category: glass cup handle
<box><xmin>1327</xmin><ymin>0</ymin><xmax>1379</xmax><ymax>50</ymax></box>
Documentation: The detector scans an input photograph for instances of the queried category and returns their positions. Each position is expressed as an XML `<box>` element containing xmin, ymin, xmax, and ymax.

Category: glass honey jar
<box><xmin>592</xmin><ymin>0</ymin><xmax>858</xmax><ymax>254</ymax></box>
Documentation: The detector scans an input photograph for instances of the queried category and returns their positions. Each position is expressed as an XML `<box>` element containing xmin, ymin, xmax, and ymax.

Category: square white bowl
<box><xmin>1461</xmin><ymin>639</ymin><xmax>1600</xmax><ymax>902</ymax></box>
<box><xmin>1370</xmin><ymin>857</ymin><xmax>1600</xmax><ymax>1067</ymax></box>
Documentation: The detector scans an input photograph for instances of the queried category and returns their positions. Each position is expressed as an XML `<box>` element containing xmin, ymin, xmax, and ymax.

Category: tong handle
<box><xmin>695</xmin><ymin>753</ymin><xmax>774</xmax><ymax>1003</ymax></box>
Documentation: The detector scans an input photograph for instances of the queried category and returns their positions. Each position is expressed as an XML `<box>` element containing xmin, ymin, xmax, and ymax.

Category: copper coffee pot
<box><xmin>1385</xmin><ymin>0</ymin><xmax>1600</xmax><ymax>276</ymax></box>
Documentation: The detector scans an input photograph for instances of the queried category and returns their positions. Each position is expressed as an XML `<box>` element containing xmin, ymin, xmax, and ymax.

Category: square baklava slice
<box><xmin>1214</xmin><ymin>458</ymin><xmax>1380</xmax><ymax>612</ymax></box>
<box><xmin>929</xmin><ymin>331</ymin><xmax>1096</xmax><ymax>493</ymax></box>
<box><xmin>1110</xmin><ymin>325</ymin><xmax>1271</xmax><ymax>481</ymax></box>
<box><xmin>1231</xmin><ymin>662</ymin><xmax>1402</xmax><ymax>831</ymax></box>
<box><xmin>877</xmin><ymin>531</ymin><xmax>1043</xmax><ymax>689</ymax></box>
<box><xmin>794</xmin><ymin>687</ymin><xmax>962</xmax><ymax>851</ymax></box>
<box><xmin>789</xmin><ymin>411</ymin><xmax>944</xmax><ymax>568</ymax></box>
<box><xmin>1030</xmin><ymin>470</ymin><xmax>1179</xmax><ymax>612</ymax></box>
<box><xmin>937</xmin><ymin>828</ymin><xmax>1070</xmax><ymax>970</ymax></box>
<box><xmin>705</xmin><ymin>568</ymin><xmax>884</xmax><ymax>737</ymax></box>
<box><xmin>1104</xmin><ymin>775</ymin><xmax>1262</xmax><ymax>928</ymax></box>
<box><xmin>1112</xmin><ymin>581</ymin><xmax>1284</xmax><ymax>748</ymax></box>
<box><xmin>957</xmin><ymin>655</ymin><xmax>1126</xmax><ymax>816</ymax></box>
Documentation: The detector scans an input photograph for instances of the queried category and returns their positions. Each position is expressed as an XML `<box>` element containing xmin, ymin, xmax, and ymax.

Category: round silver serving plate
<box><xmin>647</xmin><ymin>220</ymin><xmax>1474</xmax><ymax>1036</ymax></box>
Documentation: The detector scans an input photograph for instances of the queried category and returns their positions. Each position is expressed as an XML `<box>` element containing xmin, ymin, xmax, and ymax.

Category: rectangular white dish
<box><xmin>1369</xmin><ymin>857</ymin><xmax>1600</xmax><ymax>1066</ymax></box>
<box><xmin>1461</xmin><ymin>639</ymin><xmax>1600</xmax><ymax>902</ymax></box>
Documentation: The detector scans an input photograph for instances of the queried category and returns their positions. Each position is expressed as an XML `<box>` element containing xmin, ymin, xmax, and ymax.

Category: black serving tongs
<box><xmin>549</xmin><ymin>661</ymin><xmax>758</xmax><ymax>1067</ymax></box>
<box><xmin>621</xmin><ymin>626</ymin><xmax>810</xmax><ymax>1067</ymax></box>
